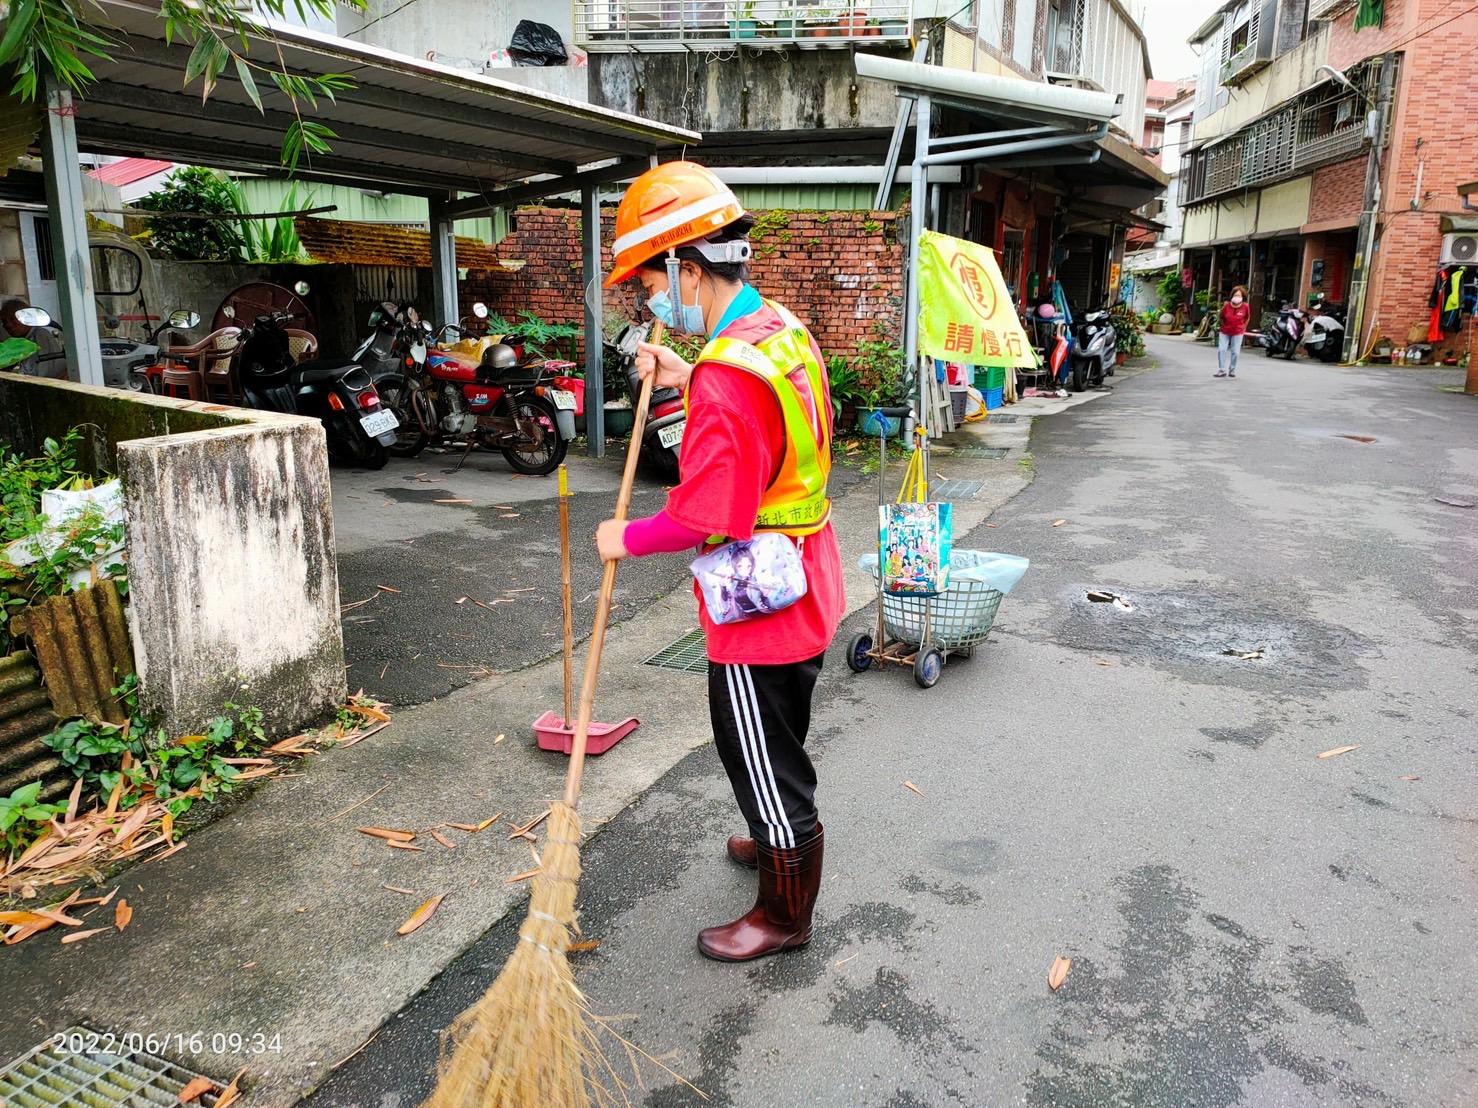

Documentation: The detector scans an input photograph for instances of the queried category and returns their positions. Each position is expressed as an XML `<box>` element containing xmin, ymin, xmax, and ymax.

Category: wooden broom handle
<box><xmin>562</xmin><ymin>322</ymin><xmax>663</xmax><ymax>805</ymax></box>
<box><xmin>558</xmin><ymin>464</ymin><xmax>573</xmax><ymax>725</ymax></box>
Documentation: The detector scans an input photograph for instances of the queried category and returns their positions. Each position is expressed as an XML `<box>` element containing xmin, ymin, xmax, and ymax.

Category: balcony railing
<box><xmin>574</xmin><ymin>0</ymin><xmax>915</xmax><ymax>50</ymax></box>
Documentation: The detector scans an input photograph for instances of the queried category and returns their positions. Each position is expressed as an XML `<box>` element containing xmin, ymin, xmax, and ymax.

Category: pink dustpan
<box><xmin>533</xmin><ymin>711</ymin><xmax>639</xmax><ymax>756</ymax></box>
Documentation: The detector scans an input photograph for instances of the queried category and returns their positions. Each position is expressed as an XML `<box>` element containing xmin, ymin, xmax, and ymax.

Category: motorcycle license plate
<box><xmin>549</xmin><ymin>388</ymin><xmax>577</xmax><ymax>411</ymax></box>
<box><xmin>360</xmin><ymin>409</ymin><xmax>400</xmax><ymax>436</ymax></box>
<box><xmin>657</xmin><ymin>422</ymin><xmax>684</xmax><ymax>449</ymax></box>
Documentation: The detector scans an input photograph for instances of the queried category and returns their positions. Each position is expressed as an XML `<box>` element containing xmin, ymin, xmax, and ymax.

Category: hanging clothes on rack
<box><xmin>1429</xmin><ymin>265</ymin><xmax>1467</xmax><ymax>339</ymax></box>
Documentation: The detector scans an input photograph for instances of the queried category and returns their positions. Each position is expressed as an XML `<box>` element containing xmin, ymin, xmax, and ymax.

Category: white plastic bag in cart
<box><xmin>860</xmin><ymin>549</ymin><xmax>1029</xmax><ymax>645</ymax></box>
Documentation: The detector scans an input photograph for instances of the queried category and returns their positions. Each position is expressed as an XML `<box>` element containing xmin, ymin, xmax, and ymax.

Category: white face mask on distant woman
<box><xmin>1231</xmin><ymin>295</ymin><xmax>1244</xmax><ymax>305</ymax></box>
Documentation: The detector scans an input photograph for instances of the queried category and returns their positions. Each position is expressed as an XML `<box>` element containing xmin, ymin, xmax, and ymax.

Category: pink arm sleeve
<box><xmin>624</xmin><ymin>508</ymin><xmax>709</xmax><ymax>557</ymax></box>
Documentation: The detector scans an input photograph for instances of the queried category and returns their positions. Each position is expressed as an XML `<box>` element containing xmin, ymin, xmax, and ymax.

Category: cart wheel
<box><xmin>846</xmin><ymin>632</ymin><xmax>874</xmax><ymax>673</ymax></box>
<box><xmin>913</xmin><ymin>647</ymin><xmax>944</xmax><ymax>689</ymax></box>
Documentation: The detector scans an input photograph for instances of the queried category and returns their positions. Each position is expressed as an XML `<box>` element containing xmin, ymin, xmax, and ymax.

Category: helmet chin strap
<box><xmin>665</xmin><ymin>254</ymin><xmax>705</xmax><ymax>335</ymax></box>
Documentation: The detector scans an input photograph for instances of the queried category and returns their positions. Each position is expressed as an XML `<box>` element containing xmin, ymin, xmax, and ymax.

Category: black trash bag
<box><xmin>508</xmin><ymin>20</ymin><xmax>568</xmax><ymax>67</ymax></box>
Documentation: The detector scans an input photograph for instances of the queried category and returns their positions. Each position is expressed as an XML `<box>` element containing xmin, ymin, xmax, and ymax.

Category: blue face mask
<box><xmin>647</xmin><ymin>289</ymin><xmax>706</xmax><ymax>335</ymax></box>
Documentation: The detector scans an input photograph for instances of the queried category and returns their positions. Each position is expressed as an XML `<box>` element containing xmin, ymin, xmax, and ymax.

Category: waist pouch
<box><xmin>691</xmin><ymin>533</ymin><xmax>808</xmax><ymax>625</ymax></box>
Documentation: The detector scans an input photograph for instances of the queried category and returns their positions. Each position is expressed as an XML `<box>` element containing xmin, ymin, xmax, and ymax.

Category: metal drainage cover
<box><xmin>0</xmin><ymin>1027</ymin><xmax>225</xmax><ymax>1106</ymax></box>
<box><xmin>642</xmin><ymin>628</ymin><xmax>709</xmax><ymax>674</ymax></box>
<box><xmin>931</xmin><ymin>478</ymin><xmax>984</xmax><ymax>500</ymax></box>
<box><xmin>987</xmin><ymin>414</ymin><xmax>1021</xmax><ymax>423</ymax></box>
<box><xmin>947</xmin><ymin>446</ymin><xmax>1009</xmax><ymax>460</ymax></box>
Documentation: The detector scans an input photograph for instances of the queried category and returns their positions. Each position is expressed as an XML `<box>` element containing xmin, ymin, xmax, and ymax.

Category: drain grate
<box><xmin>987</xmin><ymin>414</ymin><xmax>1021</xmax><ymax>423</ymax></box>
<box><xmin>948</xmin><ymin>446</ymin><xmax>1009</xmax><ymax>460</ymax></box>
<box><xmin>0</xmin><ymin>1027</ymin><xmax>225</xmax><ymax>1107</ymax></box>
<box><xmin>931</xmin><ymin>478</ymin><xmax>984</xmax><ymax>500</ymax></box>
<box><xmin>642</xmin><ymin>628</ymin><xmax>709</xmax><ymax>674</ymax></box>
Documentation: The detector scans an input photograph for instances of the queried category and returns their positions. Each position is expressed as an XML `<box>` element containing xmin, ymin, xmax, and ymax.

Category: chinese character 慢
<box><xmin>957</xmin><ymin>264</ymin><xmax>986</xmax><ymax>305</ymax></box>
<box><xmin>980</xmin><ymin>328</ymin><xmax>1002</xmax><ymax>358</ymax></box>
<box><xmin>945</xmin><ymin>322</ymin><xmax>975</xmax><ymax>355</ymax></box>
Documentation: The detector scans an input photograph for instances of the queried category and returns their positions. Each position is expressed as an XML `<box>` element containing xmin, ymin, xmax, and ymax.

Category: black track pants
<box><xmin>707</xmin><ymin>653</ymin><xmax>825</xmax><ymax>848</ymax></box>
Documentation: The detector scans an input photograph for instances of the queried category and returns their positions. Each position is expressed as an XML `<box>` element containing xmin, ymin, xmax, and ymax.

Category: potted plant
<box><xmin>877</xmin><ymin>13</ymin><xmax>909</xmax><ymax>36</ymax></box>
<box><xmin>804</xmin><ymin>5</ymin><xmax>842</xmax><ymax>36</ymax></box>
<box><xmin>851</xmin><ymin>339</ymin><xmax>908</xmax><ymax>435</ymax></box>
<box><xmin>731</xmin><ymin>0</ymin><xmax>760</xmax><ymax>39</ymax></box>
<box><xmin>826</xmin><ymin>353</ymin><xmax>862</xmax><ymax>428</ymax></box>
<box><xmin>1109</xmin><ymin>305</ymin><xmax>1145</xmax><ymax>364</ymax></box>
<box><xmin>770</xmin><ymin>1</ymin><xmax>797</xmax><ymax>37</ymax></box>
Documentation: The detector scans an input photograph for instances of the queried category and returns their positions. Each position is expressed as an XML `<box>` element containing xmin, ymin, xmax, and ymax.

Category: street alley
<box><xmin>314</xmin><ymin>335</ymin><xmax>1478</xmax><ymax>1107</ymax></box>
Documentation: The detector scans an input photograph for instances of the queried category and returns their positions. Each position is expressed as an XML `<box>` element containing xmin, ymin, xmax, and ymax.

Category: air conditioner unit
<box><xmin>1440</xmin><ymin>233</ymin><xmax>1478</xmax><ymax>265</ymax></box>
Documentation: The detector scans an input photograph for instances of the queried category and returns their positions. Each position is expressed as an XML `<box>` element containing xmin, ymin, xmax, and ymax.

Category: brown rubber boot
<box><xmin>726</xmin><ymin>834</ymin><xmax>757</xmax><ymax>869</ymax></box>
<box><xmin>699</xmin><ymin>826</ymin><xmax>824</xmax><ymax>962</ymax></box>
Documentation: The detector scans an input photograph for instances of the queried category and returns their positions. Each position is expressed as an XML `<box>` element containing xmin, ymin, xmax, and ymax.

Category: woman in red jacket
<box><xmin>595</xmin><ymin>162</ymin><xmax>845</xmax><ymax>963</ymax></box>
<box><xmin>1215</xmin><ymin>285</ymin><xmax>1251</xmax><ymax>378</ymax></box>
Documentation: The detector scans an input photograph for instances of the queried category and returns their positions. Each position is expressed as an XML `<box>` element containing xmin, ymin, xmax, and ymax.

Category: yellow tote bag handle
<box><xmin>895</xmin><ymin>445</ymin><xmax>928</xmax><ymax>504</ymax></box>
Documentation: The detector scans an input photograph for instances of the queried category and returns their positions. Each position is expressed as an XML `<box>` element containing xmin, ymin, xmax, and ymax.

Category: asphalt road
<box><xmin>308</xmin><ymin>339</ymin><xmax>1478</xmax><ymax>1107</ymax></box>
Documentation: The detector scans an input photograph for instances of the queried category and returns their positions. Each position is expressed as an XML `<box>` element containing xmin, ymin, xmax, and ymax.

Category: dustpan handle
<box><xmin>562</xmin><ymin>322</ymin><xmax>663</xmax><ymax>806</ymax></box>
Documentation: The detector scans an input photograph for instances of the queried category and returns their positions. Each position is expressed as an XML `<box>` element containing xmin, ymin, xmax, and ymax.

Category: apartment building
<box><xmin>1178</xmin><ymin>0</ymin><xmax>1478</xmax><ymax>361</ymax></box>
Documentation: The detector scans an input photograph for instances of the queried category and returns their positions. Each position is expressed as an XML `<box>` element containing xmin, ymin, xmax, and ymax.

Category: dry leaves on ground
<box><xmin>114</xmin><ymin>899</ymin><xmax>133</xmax><ymax>931</ymax></box>
<box><xmin>1048</xmin><ymin>956</ymin><xmax>1072</xmax><ymax>992</ymax></box>
<box><xmin>397</xmin><ymin>894</ymin><xmax>445</xmax><ymax>936</ymax></box>
<box><xmin>903</xmin><ymin>780</ymin><xmax>925</xmax><ymax>797</ymax></box>
<box><xmin>1317</xmin><ymin>745</ymin><xmax>1359</xmax><ymax>759</ymax></box>
<box><xmin>177</xmin><ymin>1075</ymin><xmax>215</xmax><ymax>1103</ymax></box>
<box><xmin>1052</xmin><ymin>519</ymin><xmax>1068</xmax><ymax>527</ymax></box>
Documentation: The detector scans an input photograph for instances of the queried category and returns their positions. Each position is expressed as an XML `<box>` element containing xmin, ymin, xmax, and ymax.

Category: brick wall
<box><xmin>460</xmin><ymin>207</ymin><xmax>906</xmax><ymax>361</ymax></box>
<box><xmin>1308</xmin><ymin>159</ymin><xmax>1367</xmax><ymax>226</ymax></box>
<box><xmin>1323</xmin><ymin>0</ymin><xmax>1478</xmax><ymax>356</ymax></box>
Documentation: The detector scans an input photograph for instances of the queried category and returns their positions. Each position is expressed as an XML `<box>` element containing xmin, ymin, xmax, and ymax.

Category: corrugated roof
<box><xmin>294</xmin><ymin>217</ymin><xmax>504</xmax><ymax>268</ymax></box>
<box><xmin>89</xmin><ymin>157</ymin><xmax>174</xmax><ymax>187</ymax></box>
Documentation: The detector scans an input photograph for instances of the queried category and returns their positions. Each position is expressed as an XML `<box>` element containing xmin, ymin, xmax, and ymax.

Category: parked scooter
<box><xmin>100</xmin><ymin>309</ymin><xmax>203</xmax><ymax>391</ymax></box>
<box><xmin>1262</xmin><ymin>302</ymin><xmax>1306</xmax><ymax>359</ymax></box>
<box><xmin>0</xmin><ymin>301</ymin><xmax>67</xmax><ymax>378</ymax></box>
<box><xmin>374</xmin><ymin>302</ymin><xmax>573</xmax><ymax>475</ymax></box>
<box><xmin>1301</xmin><ymin>295</ymin><xmax>1346</xmax><ymax>363</ymax></box>
<box><xmin>235</xmin><ymin>307</ymin><xmax>398</xmax><ymax>469</ymax></box>
<box><xmin>609</xmin><ymin>320</ymin><xmax>685</xmax><ymax>478</ymax></box>
<box><xmin>1068</xmin><ymin>308</ymin><xmax>1117</xmax><ymax>392</ymax></box>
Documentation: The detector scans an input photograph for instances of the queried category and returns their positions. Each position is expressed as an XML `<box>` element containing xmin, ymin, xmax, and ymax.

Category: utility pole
<box><xmin>1343</xmin><ymin>54</ymin><xmax>1396</xmax><ymax>364</ymax></box>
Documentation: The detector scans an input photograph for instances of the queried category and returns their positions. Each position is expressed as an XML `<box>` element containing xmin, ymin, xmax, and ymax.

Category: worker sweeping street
<box><xmin>596</xmin><ymin>160</ymin><xmax>845</xmax><ymax>962</ymax></box>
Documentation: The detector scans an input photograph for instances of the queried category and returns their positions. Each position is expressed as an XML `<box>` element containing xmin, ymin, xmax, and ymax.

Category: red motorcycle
<box><xmin>377</xmin><ymin>303</ymin><xmax>575</xmax><ymax>475</ymax></box>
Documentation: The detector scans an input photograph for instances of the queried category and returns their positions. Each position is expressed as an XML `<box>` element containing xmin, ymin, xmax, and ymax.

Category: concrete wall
<box><xmin>0</xmin><ymin>376</ymin><xmax>346</xmax><ymax>735</ymax></box>
<box><xmin>1182</xmin><ymin>176</ymin><xmax>1311</xmax><ymax>246</ymax></box>
<box><xmin>338</xmin><ymin>0</ymin><xmax>588</xmax><ymax>101</ymax></box>
<box><xmin>589</xmin><ymin>48</ymin><xmax>901</xmax><ymax>134</ymax></box>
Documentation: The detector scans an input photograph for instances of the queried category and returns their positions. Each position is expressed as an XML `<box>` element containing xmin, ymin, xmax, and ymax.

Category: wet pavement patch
<box><xmin>1051</xmin><ymin>587</ymin><xmax>1370</xmax><ymax>690</ymax></box>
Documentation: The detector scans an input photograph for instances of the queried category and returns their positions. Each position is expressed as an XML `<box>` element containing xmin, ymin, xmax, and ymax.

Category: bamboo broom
<box><xmin>425</xmin><ymin>324</ymin><xmax>664</xmax><ymax>1108</ymax></box>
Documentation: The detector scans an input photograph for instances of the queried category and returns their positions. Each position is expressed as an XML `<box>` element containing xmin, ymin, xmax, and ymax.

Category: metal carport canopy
<box><xmin>80</xmin><ymin>0</ymin><xmax>699</xmax><ymax>196</ymax></box>
<box><xmin>39</xmin><ymin>1</ymin><xmax>698</xmax><ymax>456</ymax></box>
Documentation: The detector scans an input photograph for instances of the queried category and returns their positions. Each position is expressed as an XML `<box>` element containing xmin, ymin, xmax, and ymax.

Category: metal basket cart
<box><xmin>846</xmin><ymin>418</ymin><xmax>1007</xmax><ymax>688</ymax></box>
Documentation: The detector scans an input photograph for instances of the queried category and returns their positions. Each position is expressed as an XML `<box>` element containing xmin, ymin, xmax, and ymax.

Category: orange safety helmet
<box><xmin>605</xmin><ymin>161</ymin><xmax>747</xmax><ymax>288</ymax></box>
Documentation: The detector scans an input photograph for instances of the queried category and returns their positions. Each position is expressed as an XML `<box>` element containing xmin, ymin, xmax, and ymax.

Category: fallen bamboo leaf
<box><xmin>65</xmin><ymin>778</ymin><xmax>82</xmax><ymax>823</ymax></box>
<box><xmin>329</xmin><ymin>1030</ymin><xmax>381</xmax><ymax>1072</ymax></box>
<box><xmin>501</xmin><ymin>512</ymin><xmax>520</xmax><ymax>519</ymax></box>
<box><xmin>215</xmin><ymin>1068</ymin><xmax>246</xmax><ymax>1108</ymax></box>
<box><xmin>569</xmin><ymin>939</ymin><xmax>601</xmax><ymax>953</ymax></box>
<box><xmin>377</xmin><ymin>585</ymin><xmax>401</xmax><ymax>594</ymax></box>
<box><xmin>62</xmin><ymin>927</ymin><xmax>110</xmax><ymax>944</ymax></box>
<box><xmin>33</xmin><ymin>906</ymin><xmax>85</xmax><ymax>926</ymax></box>
<box><xmin>230</xmin><ymin>766</ymin><xmax>281</xmax><ymax>781</ymax></box>
<box><xmin>1399</xmin><ymin>774</ymin><xmax>1421</xmax><ymax>782</ymax></box>
<box><xmin>177</xmin><ymin>1075</ymin><xmax>214</xmax><ymax>1103</ymax></box>
<box><xmin>386</xmin><ymin>841</ymin><xmax>424</xmax><ymax>852</ymax></box>
<box><xmin>0</xmin><ymin>910</ymin><xmax>54</xmax><ymax>927</ymax></box>
<box><xmin>398</xmin><ymin>894</ymin><xmax>445</xmax><ymax>936</ymax></box>
<box><xmin>222</xmin><ymin>757</ymin><xmax>273</xmax><ymax>766</ymax></box>
<box><xmin>4</xmin><ymin>918</ymin><xmax>55</xmax><ymax>944</ymax></box>
<box><xmin>504</xmin><ymin>868</ymin><xmax>540</xmax><ymax>884</ymax></box>
<box><xmin>1317</xmin><ymin>745</ymin><xmax>1358</xmax><ymax>759</ymax></box>
<box><xmin>504</xmin><ymin>587</ymin><xmax>537</xmax><ymax>593</ymax></box>
<box><xmin>347</xmin><ymin>703</ymin><xmax>392</xmax><ymax>724</ymax></box>
<box><xmin>509</xmin><ymin>809</ymin><xmax>549</xmax><ymax>840</ymax></box>
<box><xmin>19</xmin><ymin>883</ymin><xmax>37</xmax><ymax>899</ymax></box>
<box><xmin>494</xmin><ymin>733</ymin><xmax>505</xmax><ymax>743</ymax></box>
<box><xmin>1052</xmin><ymin>519</ymin><xmax>1067</xmax><ymax>527</ymax></box>
<box><xmin>161</xmin><ymin>811</ymin><xmax>174</xmax><ymax>842</ymax></box>
<box><xmin>903</xmin><ymin>780</ymin><xmax>925</xmax><ymax>797</ymax></box>
<box><xmin>430</xmin><ymin>830</ymin><xmax>456</xmax><ymax>850</ymax></box>
<box><xmin>115</xmin><ymin>899</ymin><xmax>133</xmax><ymax>931</ymax></box>
<box><xmin>328</xmin><ymin>782</ymin><xmax>391</xmax><ymax>823</ymax></box>
<box><xmin>1048</xmin><ymin>955</ymin><xmax>1072</xmax><ymax>991</ymax></box>
<box><xmin>475</xmin><ymin>813</ymin><xmax>503</xmax><ymax>832</ymax></box>
<box><xmin>383</xmin><ymin>884</ymin><xmax>418</xmax><ymax>895</ymax></box>
<box><xmin>153</xmin><ymin>839</ymin><xmax>188</xmax><ymax>862</ymax></box>
<box><xmin>356</xmin><ymin>827</ymin><xmax>416</xmax><ymax>843</ymax></box>
<box><xmin>434</xmin><ymin>498</ymin><xmax>474</xmax><ymax>504</ymax></box>
<box><xmin>456</xmin><ymin>597</ymin><xmax>469</xmax><ymax>605</ymax></box>
<box><xmin>835</xmin><ymin>951</ymin><xmax>861</xmax><ymax>967</ymax></box>
<box><xmin>1094</xmin><ymin>659</ymin><xmax>1115</xmax><ymax>667</ymax></box>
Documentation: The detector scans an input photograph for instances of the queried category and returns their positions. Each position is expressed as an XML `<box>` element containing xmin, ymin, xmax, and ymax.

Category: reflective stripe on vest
<box><xmin>686</xmin><ymin>304</ymin><xmax>832</xmax><ymax>536</ymax></box>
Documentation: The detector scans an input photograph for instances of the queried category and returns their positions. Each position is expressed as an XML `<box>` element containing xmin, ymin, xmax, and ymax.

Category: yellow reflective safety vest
<box><xmin>686</xmin><ymin>301</ymin><xmax>832</xmax><ymax>537</ymax></box>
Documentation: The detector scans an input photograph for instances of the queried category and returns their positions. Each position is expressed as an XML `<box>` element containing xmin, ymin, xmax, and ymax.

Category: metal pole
<box><xmin>874</xmin><ymin>36</ymin><xmax>931</xmax><ymax>211</ymax></box>
<box><xmin>39</xmin><ymin>79</ymin><xmax>103</xmax><ymax>386</ymax></box>
<box><xmin>428</xmin><ymin>196</ymin><xmax>458</xmax><ymax>329</ymax></box>
<box><xmin>904</xmin><ymin>93</ymin><xmax>931</xmax><ymax>425</ymax></box>
<box><xmin>1343</xmin><ymin>55</ymin><xmax>1395</xmax><ymax>363</ymax></box>
<box><xmin>582</xmin><ymin>184</ymin><xmax>606</xmax><ymax>459</ymax></box>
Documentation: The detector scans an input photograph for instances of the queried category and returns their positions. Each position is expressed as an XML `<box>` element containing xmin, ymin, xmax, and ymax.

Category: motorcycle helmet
<box><xmin>481</xmin><ymin>343</ymin><xmax>519</xmax><ymax>375</ymax></box>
